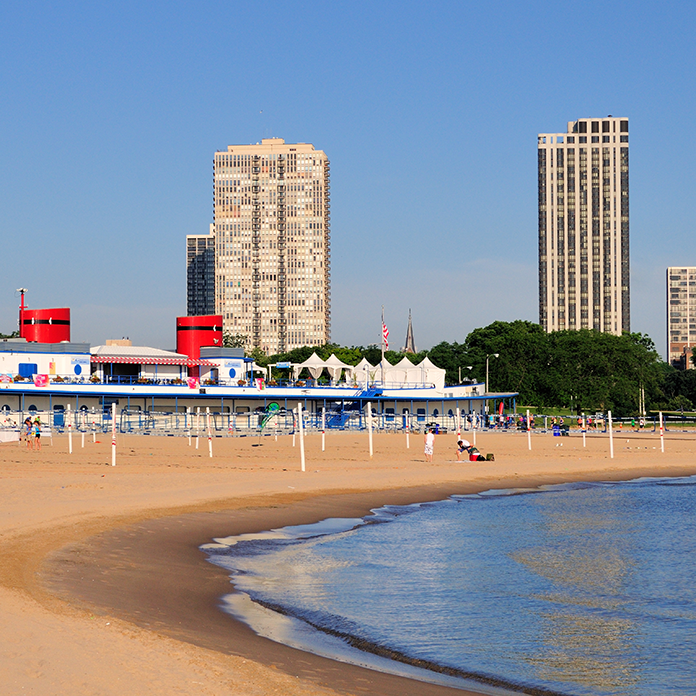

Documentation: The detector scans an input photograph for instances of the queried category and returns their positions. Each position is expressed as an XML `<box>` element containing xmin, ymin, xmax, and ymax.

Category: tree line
<box><xmin>241</xmin><ymin>320</ymin><xmax>694</xmax><ymax>417</ymax></box>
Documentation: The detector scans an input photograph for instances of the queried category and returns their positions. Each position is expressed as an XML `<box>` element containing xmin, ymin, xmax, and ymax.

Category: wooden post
<box><xmin>321</xmin><ymin>407</ymin><xmax>326</xmax><ymax>452</ymax></box>
<box><xmin>297</xmin><ymin>403</ymin><xmax>305</xmax><ymax>472</ymax></box>
<box><xmin>67</xmin><ymin>404</ymin><xmax>73</xmax><ymax>454</ymax></box>
<box><xmin>195</xmin><ymin>407</ymin><xmax>200</xmax><ymax>449</ymax></box>
<box><xmin>111</xmin><ymin>402</ymin><xmax>116</xmax><ymax>466</ymax></box>
<box><xmin>526</xmin><ymin>409</ymin><xmax>531</xmax><ymax>451</ymax></box>
<box><xmin>659</xmin><ymin>411</ymin><xmax>664</xmax><ymax>453</ymax></box>
<box><xmin>608</xmin><ymin>410</ymin><xmax>614</xmax><ymax>459</ymax></box>
<box><xmin>207</xmin><ymin>407</ymin><xmax>213</xmax><ymax>458</ymax></box>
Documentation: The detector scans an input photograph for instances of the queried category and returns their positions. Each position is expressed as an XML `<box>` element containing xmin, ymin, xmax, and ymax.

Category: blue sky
<box><xmin>1</xmin><ymin>1</ymin><xmax>694</xmax><ymax>358</ymax></box>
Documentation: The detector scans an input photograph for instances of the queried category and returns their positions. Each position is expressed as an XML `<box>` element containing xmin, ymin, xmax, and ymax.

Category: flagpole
<box><xmin>381</xmin><ymin>306</ymin><xmax>385</xmax><ymax>386</ymax></box>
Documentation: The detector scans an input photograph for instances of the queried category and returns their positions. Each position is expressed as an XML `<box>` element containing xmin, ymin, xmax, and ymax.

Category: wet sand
<box><xmin>2</xmin><ymin>428</ymin><xmax>696</xmax><ymax>695</ymax></box>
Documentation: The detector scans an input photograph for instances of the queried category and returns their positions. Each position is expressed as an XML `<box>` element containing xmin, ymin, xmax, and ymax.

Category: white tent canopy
<box><xmin>292</xmin><ymin>352</ymin><xmax>327</xmax><ymax>380</ymax></box>
<box><xmin>353</xmin><ymin>358</ymin><xmax>376</xmax><ymax>385</ymax></box>
<box><xmin>324</xmin><ymin>354</ymin><xmax>353</xmax><ymax>381</ymax></box>
<box><xmin>416</xmin><ymin>356</ymin><xmax>446</xmax><ymax>390</ymax></box>
<box><xmin>285</xmin><ymin>353</ymin><xmax>446</xmax><ymax>389</ymax></box>
<box><xmin>391</xmin><ymin>356</ymin><xmax>420</xmax><ymax>384</ymax></box>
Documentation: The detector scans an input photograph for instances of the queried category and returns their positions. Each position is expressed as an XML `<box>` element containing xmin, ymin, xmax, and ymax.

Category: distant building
<box><xmin>212</xmin><ymin>138</ymin><xmax>331</xmax><ymax>354</ymax></box>
<box><xmin>667</xmin><ymin>267</ymin><xmax>696</xmax><ymax>368</ymax></box>
<box><xmin>186</xmin><ymin>226</ymin><xmax>216</xmax><ymax>316</ymax></box>
<box><xmin>538</xmin><ymin>117</ymin><xmax>630</xmax><ymax>334</ymax></box>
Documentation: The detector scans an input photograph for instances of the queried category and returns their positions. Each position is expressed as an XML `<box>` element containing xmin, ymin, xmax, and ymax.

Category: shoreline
<box><xmin>3</xmin><ymin>431</ymin><xmax>696</xmax><ymax>695</ymax></box>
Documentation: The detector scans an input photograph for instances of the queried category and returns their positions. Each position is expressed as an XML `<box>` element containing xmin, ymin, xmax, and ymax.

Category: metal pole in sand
<box><xmin>92</xmin><ymin>406</ymin><xmax>96</xmax><ymax>443</ymax></box>
<box><xmin>456</xmin><ymin>407</ymin><xmax>461</xmax><ymax>440</ymax></box>
<box><xmin>81</xmin><ymin>427</ymin><xmax>85</xmax><ymax>448</ymax></box>
<box><xmin>187</xmin><ymin>407</ymin><xmax>191</xmax><ymax>445</ymax></box>
<box><xmin>321</xmin><ymin>407</ymin><xmax>326</xmax><ymax>452</ymax></box>
<box><xmin>292</xmin><ymin>409</ymin><xmax>296</xmax><ymax>447</ymax></box>
<box><xmin>473</xmin><ymin>413</ymin><xmax>477</xmax><ymax>447</ymax></box>
<box><xmin>526</xmin><ymin>409</ymin><xmax>532</xmax><ymax>451</ymax></box>
<box><xmin>67</xmin><ymin>404</ymin><xmax>73</xmax><ymax>454</ymax></box>
<box><xmin>297</xmin><ymin>402</ymin><xmax>306</xmax><ymax>472</ymax></box>
<box><xmin>367</xmin><ymin>401</ymin><xmax>373</xmax><ymax>458</ymax></box>
<box><xmin>111</xmin><ymin>402</ymin><xmax>116</xmax><ymax>466</ymax></box>
<box><xmin>206</xmin><ymin>407</ymin><xmax>213</xmax><ymax>458</ymax></box>
<box><xmin>659</xmin><ymin>411</ymin><xmax>664</xmax><ymax>452</ymax></box>
<box><xmin>195</xmin><ymin>407</ymin><xmax>200</xmax><ymax>449</ymax></box>
<box><xmin>608</xmin><ymin>410</ymin><xmax>614</xmax><ymax>459</ymax></box>
<box><xmin>405</xmin><ymin>410</ymin><xmax>410</xmax><ymax>449</ymax></box>
<box><xmin>582</xmin><ymin>412</ymin><xmax>586</xmax><ymax>448</ymax></box>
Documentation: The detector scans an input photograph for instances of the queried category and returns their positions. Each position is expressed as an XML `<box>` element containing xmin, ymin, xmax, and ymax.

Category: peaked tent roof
<box><xmin>416</xmin><ymin>356</ymin><xmax>446</xmax><ymax>390</ymax></box>
<box><xmin>292</xmin><ymin>352</ymin><xmax>327</xmax><ymax>379</ymax></box>
<box><xmin>391</xmin><ymin>356</ymin><xmax>420</xmax><ymax>383</ymax></box>
<box><xmin>324</xmin><ymin>354</ymin><xmax>354</xmax><ymax>380</ymax></box>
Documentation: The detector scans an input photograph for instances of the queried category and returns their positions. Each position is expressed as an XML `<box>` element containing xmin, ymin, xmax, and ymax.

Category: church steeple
<box><xmin>403</xmin><ymin>309</ymin><xmax>416</xmax><ymax>353</ymax></box>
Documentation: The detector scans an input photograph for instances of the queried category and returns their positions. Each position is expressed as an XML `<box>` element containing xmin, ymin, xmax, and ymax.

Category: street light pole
<box><xmin>485</xmin><ymin>353</ymin><xmax>499</xmax><ymax>395</ymax></box>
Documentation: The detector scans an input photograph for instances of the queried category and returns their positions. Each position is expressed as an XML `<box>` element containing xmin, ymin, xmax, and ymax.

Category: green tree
<box><xmin>222</xmin><ymin>331</ymin><xmax>248</xmax><ymax>349</ymax></box>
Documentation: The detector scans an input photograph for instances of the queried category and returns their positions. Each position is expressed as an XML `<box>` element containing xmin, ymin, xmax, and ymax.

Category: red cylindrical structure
<box><xmin>22</xmin><ymin>307</ymin><xmax>71</xmax><ymax>343</ymax></box>
<box><xmin>176</xmin><ymin>315</ymin><xmax>223</xmax><ymax>361</ymax></box>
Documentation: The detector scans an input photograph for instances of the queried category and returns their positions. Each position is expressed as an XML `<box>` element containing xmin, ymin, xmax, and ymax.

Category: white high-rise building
<box><xmin>667</xmin><ymin>267</ymin><xmax>696</xmax><ymax>368</ymax></box>
<box><xmin>538</xmin><ymin>117</ymin><xmax>629</xmax><ymax>334</ymax></box>
<box><xmin>212</xmin><ymin>138</ymin><xmax>330</xmax><ymax>354</ymax></box>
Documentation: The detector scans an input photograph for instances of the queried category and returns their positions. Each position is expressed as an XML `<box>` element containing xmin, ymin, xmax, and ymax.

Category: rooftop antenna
<box><xmin>16</xmin><ymin>288</ymin><xmax>28</xmax><ymax>338</ymax></box>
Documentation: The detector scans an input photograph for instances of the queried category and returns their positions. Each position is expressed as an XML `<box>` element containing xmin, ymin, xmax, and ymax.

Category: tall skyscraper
<box><xmin>667</xmin><ymin>266</ymin><xmax>696</xmax><ymax>368</ymax></box>
<box><xmin>212</xmin><ymin>138</ymin><xmax>330</xmax><ymax>354</ymax></box>
<box><xmin>186</xmin><ymin>225</ymin><xmax>216</xmax><ymax>316</ymax></box>
<box><xmin>538</xmin><ymin>117</ymin><xmax>629</xmax><ymax>335</ymax></box>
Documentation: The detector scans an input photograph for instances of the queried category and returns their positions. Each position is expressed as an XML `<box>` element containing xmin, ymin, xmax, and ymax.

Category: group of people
<box><xmin>23</xmin><ymin>417</ymin><xmax>41</xmax><ymax>450</ymax></box>
<box><xmin>423</xmin><ymin>428</ymin><xmax>487</xmax><ymax>462</ymax></box>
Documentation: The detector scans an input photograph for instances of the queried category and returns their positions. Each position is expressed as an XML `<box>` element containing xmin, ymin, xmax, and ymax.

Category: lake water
<box><xmin>202</xmin><ymin>477</ymin><xmax>696</xmax><ymax>695</ymax></box>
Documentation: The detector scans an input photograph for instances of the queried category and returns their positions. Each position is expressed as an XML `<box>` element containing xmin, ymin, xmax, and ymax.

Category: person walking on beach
<box><xmin>24</xmin><ymin>417</ymin><xmax>33</xmax><ymax>449</ymax></box>
<box><xmin>424</xmin><ymin>428</ymin><xmax>435</xmax><ymax>462</ymax></box>
<box><xmin>33</xmin><ymin>418</ymin><xmax>41</xmax><ymax>450</ymax></box>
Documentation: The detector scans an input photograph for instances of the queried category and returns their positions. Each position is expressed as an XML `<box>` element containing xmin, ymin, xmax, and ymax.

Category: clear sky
<box><xmin>1</xmin><ymin>1</ymin><xmax>694</xmax><ymax>358</ymax></box>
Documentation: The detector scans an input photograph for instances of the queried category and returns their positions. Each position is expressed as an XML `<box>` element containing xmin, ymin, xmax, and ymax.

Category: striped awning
<box><xmin>90</xmin><ymin>356</ymin><xmax>214</xmax><ymax>367</ymax></box>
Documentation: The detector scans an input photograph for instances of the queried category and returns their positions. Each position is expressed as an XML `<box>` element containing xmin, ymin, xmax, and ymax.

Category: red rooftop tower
<box><xmin>176</xmin><ymin>315</ymin><xmax>223</xmax><ymax>377</ymax></box>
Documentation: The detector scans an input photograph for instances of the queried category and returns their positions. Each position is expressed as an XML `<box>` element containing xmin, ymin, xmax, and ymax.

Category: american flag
<box><xmin>382</xmin><ymin>322</ymin><xmax>389</xmax><ymax>350</ymax></box>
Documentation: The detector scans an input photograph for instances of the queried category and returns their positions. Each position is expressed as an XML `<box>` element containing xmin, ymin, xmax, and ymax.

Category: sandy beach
<box><xmin>2</xmin><ymin>427</ymin><xmax>696</xmax><ymax>696</ymax></box>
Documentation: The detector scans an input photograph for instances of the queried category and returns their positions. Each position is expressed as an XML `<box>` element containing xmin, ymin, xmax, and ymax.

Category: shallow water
<box><xmin>202</xmin><ymin>477</ymin><xmax>696</xmax><ymax>695</ymax></box>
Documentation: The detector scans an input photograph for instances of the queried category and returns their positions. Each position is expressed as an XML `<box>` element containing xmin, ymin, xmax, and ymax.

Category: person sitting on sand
<box><xmin>456</xmin><ymin>439</ymin><xmax>472</xmax><ymax>461</ymax></box>
<box><xmin>424</xmin><ymin>429</ymin><xmax>435</xmax><ymax>463</ymax></box>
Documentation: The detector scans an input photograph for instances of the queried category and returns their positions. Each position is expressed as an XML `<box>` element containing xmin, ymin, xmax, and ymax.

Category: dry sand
<box><xmin>2</xmin><ymin>427</ymin><xmax>696</xmax><ymax>695</ymax></box>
